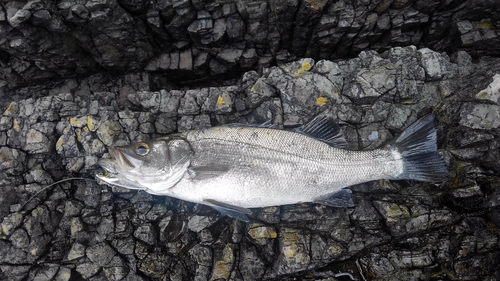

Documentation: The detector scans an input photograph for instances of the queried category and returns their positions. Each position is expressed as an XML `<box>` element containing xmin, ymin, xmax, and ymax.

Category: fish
<box><xmin>97</xmin><ymin>113</ymin><xmax>448</xmax><ymax>222</ymax></box>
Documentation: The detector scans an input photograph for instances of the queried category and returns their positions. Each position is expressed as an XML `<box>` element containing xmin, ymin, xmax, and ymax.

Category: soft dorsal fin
<box><xmin>294</xmin><ymin>114</ymin><xmax>349</xmax><ymax>149</ymax></box>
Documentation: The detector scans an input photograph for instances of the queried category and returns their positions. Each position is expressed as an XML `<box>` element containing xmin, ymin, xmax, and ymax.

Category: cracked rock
<box><xmin>1</xmin><ymin>47</ymin><xmax>500</xmax><ymax>280</ymax></box>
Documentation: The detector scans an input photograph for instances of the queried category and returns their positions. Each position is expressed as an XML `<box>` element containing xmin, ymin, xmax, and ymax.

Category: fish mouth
<box><xmin>98</xmin><ymin>147</ymin><xmax>136</xmax><ymax>174</ymax></box>
<box><xmin>97</xmin><ymin>147</ymin><xmax>147</xmax><ymax>191</ymax></box>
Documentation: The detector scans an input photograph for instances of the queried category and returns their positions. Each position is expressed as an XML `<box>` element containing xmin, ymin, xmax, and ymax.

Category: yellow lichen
<box><xmin>293</xmin><ymin>61</ymin><xmax>313</xmax><ymax>77</ymax></box>
<box><xmin>87</xmin><ymin>116</ymin><xmax>95</xmax><ymax>131</ymax></box>
<box><xmin>480</xmin><ymin>19</ymin><xmax>493</xmax><ymax>29</ymax></box>
<box><xmin>301</xmin><ymin>62</ymin><xmax>311</xmax><ymax>71</ymax></box>
<box><xmin>217</xmin><ymin>96</ymin><xmax>225</xmax><ymax>105</ymax></box>
<box><xmin>250</xmin><ymin>82</ymin><xmax>260</xmax><ymax>93</ymax></box>
<box><xmin>56</xmin><ymin>139</ymin><xmax>63</xmax><ymax>147</ymax></box>
<box><xmin>316</xmin><ymin>96</ymin><xmax>328</xmax><ymax>106</ymax></box>
<box><xmin>12</xmin><ymin>120</ymin><xmax>21</xmax><ymax>131</ymax></box>
<box><xmin>211</xmin><ymin>244</ymin><xmax>235</xmax><ymax>280</ymax></box>
<box><xmin>5</xmin><ymin>104</ymin><xmax>13</xmax><ymax>112</ymax></box>
<box><xmin>284</xmin><ymin>246</ymin><xmax>295</xmax><ymax>258</ymax></box>
<box><xmin>383</xmin><ymin>203</ymin><xmax>410</xmax><ymax>222</ymax></box>
<box><xmin>248</xmin><ymin>226</ymin><xmax>278</xmax><ymax>240</ymax></box>
<box><xmin>329</xmin><ymin>244</ymin><xmax>343</xmax><ymax>255</ymax></box>
<box><xmin>476</xmin><ymin>91</ymin><xmax>489</xmax><ymax>99</ymax></box>
<box><xmin>70</xmin><ymin>117</ymin><xmax>81</xmax><ymax>127</ymax></box>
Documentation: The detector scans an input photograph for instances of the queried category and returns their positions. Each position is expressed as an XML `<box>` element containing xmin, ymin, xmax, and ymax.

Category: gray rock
<box><xmin>460</xmin><ymin>103</ymin><xmax>500</xmax><ymax>130</ymax></box>
<box><xmin>76</xmin><ymin>262</ymin><xmax>100</xmax><ymax>279</ymax></box>
<box><xmin>188</xmin><ymin>244</ymin><xmax>212</xmax><ymax>280</ymax></box>
<box><xmin>475</xmin><ymin>73</ymin><xmax>500</xmax><ymax>104</ymax></box>
<box><xmin>8</xmin><ymin>9</ymin><xmax>31</xmax><ymax>27</ymax></box>
<box><xmin>53</xmin><ymin>266</ymin><xmax>72</xmax><ymax>281</ymax></box>
<box><xmin>65</xmin><ymin>242</ymin><xmax>86</xmax><ymax>261</ymax></box>
<box><xmin>1</xmin><ymin>47</ymin><xmax>500</xmax><ymax>281</ymax></box>
<box><xmin>96</xmin><ymin>120</ymin><xmax>126</xmax><ymax>146</ymax></box>
<box><xmin>270</xmin><ymin>228</ymin><xmax>311</xmax><ymax>277</ymax></box>
<box><xmin>154</xmin><ymin>114</ymin><xmax>177</xmax><ymax>134</ymax></box>
<box><xmin>138</xmin><ymin>252</ymin><xmax>171</xmax><ymax>278</ymax></box>
<box><xmin>133</xmin><ymin>223</ymin><xmax>158</xmax><ymax>245</ymax></box>
<box><xmin>159</xmin><ymin>90</ymin><xmax>183</xmax><ymax>116</ymax></box>
<box><xmin>417</xmin><ymin>48</ymin><xmax>451</xmax><ymax>81</ymax></box>
<box><xmin>0</xmin><ymin>147</ymin><xmax>27</xmax><ymax>175</ymax></box>
<box><xmin>177</xmin><ymin>114</ymin><xmax>211</xmax><ymax>131</ymax></box>
<box><xmin>86</xmin><ymin>242</ymin><xmax>117</xmax><ymax>265</ymax></box>
<box><xmin>178</xmin><ymin>89</ymin><xmax>205</xmax><ymax>115</ymax></box>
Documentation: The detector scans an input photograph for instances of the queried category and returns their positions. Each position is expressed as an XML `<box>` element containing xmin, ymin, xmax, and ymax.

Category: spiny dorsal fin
<box><xmin>294</xmin><ymin>114</ymin><xmax>349</xmax><ymax>149</ymax></box>
<box><xmin>223</xmin><ymin>120</ymin><xmax>279</xmax><ymax>129</ymax></box>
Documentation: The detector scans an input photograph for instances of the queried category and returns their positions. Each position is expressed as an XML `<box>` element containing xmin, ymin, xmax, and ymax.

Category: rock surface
<box><xmin>1</xmin><ymin>46</ymin><xmax>500</xmax><ymax>280</ymax></box>
<box><xmin>1</xmin><ymin>0</ymin><xmax>499</xmax><ymax>101</ymax></box>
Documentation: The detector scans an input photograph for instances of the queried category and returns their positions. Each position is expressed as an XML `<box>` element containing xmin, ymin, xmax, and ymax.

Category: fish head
<box><xmin>97</xmin><ymin>136</ymin><xmax>193</xmax><ymax>192</ymax></box>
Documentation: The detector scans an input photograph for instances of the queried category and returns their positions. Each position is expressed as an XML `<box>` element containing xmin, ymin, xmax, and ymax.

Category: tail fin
<box><xmin>391</xmin><ymin>114</ymin><xmax>448</xmax><ymax>182</ymax></box>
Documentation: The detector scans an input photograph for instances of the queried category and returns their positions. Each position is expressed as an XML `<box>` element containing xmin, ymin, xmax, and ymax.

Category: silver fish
<box><xmin>97</xmin><ymin>114</ymin><xmax>447</xmax><ymax>221</ymax></box>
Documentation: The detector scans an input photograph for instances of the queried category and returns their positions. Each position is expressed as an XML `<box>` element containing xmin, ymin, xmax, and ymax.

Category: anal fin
<box><xmin>203</xmin><ymin>199</ymin><xmax>252</xmax><ymax>222</ymax></box>
<box><xmin>314</xmin><ymin>189</ymin><xmax>356</xmax><ymax>208</ymax></box>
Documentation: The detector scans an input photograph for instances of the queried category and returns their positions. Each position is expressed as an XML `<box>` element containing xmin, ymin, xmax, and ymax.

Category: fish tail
<box><xmin>390</xmin><ymin>114</ymin><xmax>448</xmax><ymax>182</ymax></box>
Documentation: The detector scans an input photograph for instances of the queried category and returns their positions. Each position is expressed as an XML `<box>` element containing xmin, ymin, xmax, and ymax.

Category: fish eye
<box><xmin>135</xmin><ymin>143</ymin><xmax>150</xmax><ymax>156</ymax></box>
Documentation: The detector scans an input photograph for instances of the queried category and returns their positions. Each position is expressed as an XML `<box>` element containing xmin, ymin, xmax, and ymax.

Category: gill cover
<box><xmin>98</xmin><ymin>135</ymin><xmax>194</xmax><ymax>192</ymax></box>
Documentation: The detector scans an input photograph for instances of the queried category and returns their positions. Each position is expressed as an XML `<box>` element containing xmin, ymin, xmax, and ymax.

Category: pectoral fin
<box><xmin>314</xmin><ymin>189</ymin><xmax>356</xmax><ymax>208</ymax></box>
<box><xmin>188</xmin><ymin>164</ymin><xmax>231</xmax><ymax>181</ymax></box>
<box><xmin>203</xmin><ymin>199</ymin><xmax>252</xmax><ymax>222</ymax></box>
